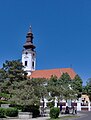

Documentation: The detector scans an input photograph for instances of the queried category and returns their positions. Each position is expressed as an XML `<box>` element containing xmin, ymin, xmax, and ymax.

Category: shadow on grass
<box><xmin>47</xmin><ymin>115</ymin><xmax>80</xmax><ymax>120</ymax></box>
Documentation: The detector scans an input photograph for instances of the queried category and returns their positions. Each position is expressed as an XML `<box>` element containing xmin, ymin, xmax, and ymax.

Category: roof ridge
<box><xmin>35</xmin><ymin>68</ymin><xmax>72</xmax><ymax>71</ymax></box>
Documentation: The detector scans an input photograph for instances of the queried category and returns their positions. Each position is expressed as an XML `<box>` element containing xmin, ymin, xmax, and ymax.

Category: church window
<box><xmin>32</xmin><ymin>61</ymin><xmax>34</xmax><ymax>68</ymax></box>
<box><xmin>25</xmin><ymin>61</ymin><xmax>27</xmax><ymax>66</ymax></box>
<box><xmin>25</xmin><ymin>52</ymin><xmax>28</xmax><ymax>55</ymax></box>
<box><xmin>33</xmin><ymin>53</ymin><xmax>35</xmax><ymax>56</ymax></box>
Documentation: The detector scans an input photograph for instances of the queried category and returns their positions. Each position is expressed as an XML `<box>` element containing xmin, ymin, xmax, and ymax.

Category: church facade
<box><xmin>22</xmin><ymin>27</ymin><xmax>76</xmax><ymax>79</ymax></box>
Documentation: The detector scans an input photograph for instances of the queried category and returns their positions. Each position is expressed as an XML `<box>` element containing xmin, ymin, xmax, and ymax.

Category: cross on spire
<box><xmin>29</xmin><ymin>25</ymin><xmax>32</xmax><ymax>32</ymax></box>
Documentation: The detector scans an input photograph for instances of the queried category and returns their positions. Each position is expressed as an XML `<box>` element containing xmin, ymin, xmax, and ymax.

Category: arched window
<box><xmin>25</xmin><ymin>61</ymin><xmax>27</xmax><ymax>66</ymax></box>
<box><xmin>32</xmin><ymin>61</ymin><xmax>34</xmax><ymax>68</ymax></box>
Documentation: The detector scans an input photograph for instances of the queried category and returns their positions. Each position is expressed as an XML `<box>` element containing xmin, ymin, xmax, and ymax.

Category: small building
<box><xmin>81</xmin><ymin>94</ymin><xmax>90</xmax><ymax>104</ymax></box>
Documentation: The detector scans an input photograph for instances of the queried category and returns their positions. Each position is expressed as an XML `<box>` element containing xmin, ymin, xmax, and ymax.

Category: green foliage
<box><xmin>59</xmin><ymin>73</ymin><xmax>71</xmax><ymax>84</ymax></box>
<box><xmin>0</xmin><ymin>60</ymin><xmax>27</xmax><ymax>82</ymax></box>
<box><xmin>9</xmin><ymin>104</ymin><xmax>23</xmax><ymax>110</ymax></box>
<box><xmin>22</xmin><ymin>105</ymin><xmax>40</xmax><ymax>118</ymax></box>
<box><xmin>0</xmin><ymin>107</ymin><xmax>18</xmax><ymax>118</ymax></box>
<box><xmin>32</xmin><ymin>106</ymin><xmax>40</xmax><ymax>118</ymax></box>
<box><xmin>73</xmin><ymin>75</ymin><xmax>83</xmax><ymax>92</ymax></box>
<box><xmin>0</xmin><ymin>80</ymin><xmax>12</xmax><ymax>94</ymax></box>
<box><xmin>72</xmin><ymin>75</ymin><xmax>83</xmax><ymax>98</ymax></box>
<box><xmin>47</xmin><ymin>73</ymin><xmax>78</xmax><ymax>101</ymax></box>
<box><xmin>85</xmin><ymin>78</ymin><xmax>91</xmax><ymax>101</ymax></box>
<box><xmin>0</xmin><ymin>59</ymin><xmax>83</xmax><ymax>108</ymax></box>
<box><xmin>8</xmin><ymin>78</ymin><xmax>48</xmax><ymax>107</ymax></box>
<box><xmin>0</xmin><ymin>100</ymin><xmax>10</xmax><ymax>104</ymax></box>
<box><xmin>0</xmin><ymin>108</ymin><xmax>5</xmax><ymax>118</ymax></box>
<box><xmin>5</xmin><ymin>108</ymin><xmax>18</xmax><ymax>117</ymax></box>
<box><xmin>22</xmin><ymin>105</ymin><xmax>31</xmax><ymax>112</ymax></box>
<box><xmin>58</xmin><ymin>73</ymin><xmax>75</xmax><ymax>100</ymax></box>
<box><xmin>47</xmin><ymin>101</ymin><xmax>55</xmax><ymax>108</ymax></box>
<box><xmin>82</xmin><ymin>86</ymin><xmax>87</xmax><ymax>94</ymax></box>
<box><xmin>0</xmin><ymin>93</ymin><xmax>10</xmax><ymax>99</ymax></box>
<box><xmin>50</xmin><ymin>107</ymin><xmax>60</xmax><ymax>119</ymax></box>
<box><xmin>47</xmin><ymin>75</ymin><xmax>60</xmax><ymax>98</ymax></box>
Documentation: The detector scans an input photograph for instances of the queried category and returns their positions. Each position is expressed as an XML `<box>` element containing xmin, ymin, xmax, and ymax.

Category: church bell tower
<box><xmin>22</xmin><ymin>26</ymin><xmax>36</xmax><ymax>75</ymax></box>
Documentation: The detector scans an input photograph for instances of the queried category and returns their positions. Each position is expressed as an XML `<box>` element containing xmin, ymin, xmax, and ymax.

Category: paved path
<box><xmin>74</xmin><ymin>111</ymin><xmax>91</xmax><ymax>120</ymax></box>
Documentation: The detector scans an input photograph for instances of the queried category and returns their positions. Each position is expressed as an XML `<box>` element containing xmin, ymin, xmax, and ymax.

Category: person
<box><xmin>65</xmin><ymin>106</ymin><xmax>69</xmax><ymax>114</ymax></box>
<box><xmin>72</xmin><ymin>105</ymin><xmax>75</xmax><ymax>114</ymax></box>
<box><xmin>60</xmin><ymin>103</ymin><xmax>62</xmax><ymax>113</ymax></box>
<box><xmin>72</xmin><ymin>105</ymin><xmax>77</xmax><ymax>114</ymax></box>
<box><xmin>74</xmin><ymin>106</ymin><xmax>77</xmax><ymax>114</ymax></box>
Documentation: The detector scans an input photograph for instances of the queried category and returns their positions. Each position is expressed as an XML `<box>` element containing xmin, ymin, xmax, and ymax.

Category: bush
<box><xmin>5</xmin><ymin>108</ymin><xmax>18</xmax><ymax>117</ymax></box>
<box><xmin>32</xmin><ymin>107</ymin><xmax>40</xmax><ymax>118</ymax></box>
<box><xmin>0</xmin><ymin>108</ymin><xmax>5</xmax><ymax>118</ymax></box>
<box><xmin>47</xmin><ymin>101</ymin><xmax>55</xmax><ymax>108</ymax></box>
<box><xmin>50</xmin><ymin>107</ymin><xmax>60</xmax><ymax>119</ymax></box>
<box><xmin>0</xmin><ymin>100</ymin><xmax>9</xmax><ymax>105</ymax></box>
<box><xmin>22</xmin><ymin>105</ymin><xmax>31</xmax><ymax>112</ymax></box>
<box><xmin>9</xmin><ymin>104</ymin><xmax>23</xmax><ymax>111</ymax></box>
<box><xmin>22</xmin><ymin>105</ymin><xmax>40</xmax><ymax>118</ymax></box>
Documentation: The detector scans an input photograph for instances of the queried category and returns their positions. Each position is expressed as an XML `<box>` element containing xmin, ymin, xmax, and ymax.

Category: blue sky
<box><xmin>0</xmin><ymin>0</ymin><xmax>91</xmax><ymax>85</ymax></box>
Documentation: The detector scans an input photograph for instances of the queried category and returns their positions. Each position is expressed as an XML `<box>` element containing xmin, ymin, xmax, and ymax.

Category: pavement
<box><xmin>73</xmin><ymin>111</ymin><xmax>91</xmax><ymax>120</ymax></box>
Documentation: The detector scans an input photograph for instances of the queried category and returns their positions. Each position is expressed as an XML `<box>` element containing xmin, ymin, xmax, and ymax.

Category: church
<box><xmin>22</xmin><ymin>27</ymin><xmax>76</xmax><ymax>79</ymax></box>
<box><xmin>22</xmin><ymin>27</ymin><xmax>91</xmax><ymax>111</ymax></box>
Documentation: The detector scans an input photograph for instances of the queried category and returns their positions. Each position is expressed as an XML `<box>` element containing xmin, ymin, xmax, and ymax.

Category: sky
<box><xmin>0</xmin><ymin>0</ymin><xmax>91</xmax><ymax>85</ymax></box>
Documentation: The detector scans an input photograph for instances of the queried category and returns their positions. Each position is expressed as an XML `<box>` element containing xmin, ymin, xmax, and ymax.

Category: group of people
<box><xmin>60</xmin><ymin>104</ymin><xmax>77</xmax><ymax>114</ymax></box>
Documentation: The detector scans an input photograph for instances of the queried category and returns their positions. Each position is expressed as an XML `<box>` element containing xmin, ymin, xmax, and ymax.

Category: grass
<box><xmin>47</xmin><ymin>115</ymin><xmax>80</xmax><ymax>120</ymax></box>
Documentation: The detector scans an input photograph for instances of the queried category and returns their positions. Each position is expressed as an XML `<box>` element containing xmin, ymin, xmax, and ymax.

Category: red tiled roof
<box><xmin>30</xmin><ymin>68</ymin><xmax>76</xmax><ymax>79</ymax></box>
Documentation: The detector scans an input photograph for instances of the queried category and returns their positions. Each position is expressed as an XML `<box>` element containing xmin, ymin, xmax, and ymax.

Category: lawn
<box><xmin>47</xmin><ymin>115</ymin><xmax>80</xmax><ymax>120</ymax></box>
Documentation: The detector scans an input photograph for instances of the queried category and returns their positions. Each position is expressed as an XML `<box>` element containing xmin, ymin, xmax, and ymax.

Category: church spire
<box><xmin>23</xmin><ymin>26</ymin><xmax>36</xmax><ymax>50</ymax></box>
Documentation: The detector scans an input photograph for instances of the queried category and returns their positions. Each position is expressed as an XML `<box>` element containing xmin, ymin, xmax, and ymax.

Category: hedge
<box><xmin>0</xmin><ymin>108</ymin><xmax>5</xmax><ymax>118</ymax></box>
<box><xmin>0</xmin><ymin>107</ymin><xmax>18</xmax><ymax>118</ymax></box>
<box><xmin>50</xmin><ymin>107</ymin><xmax>60</xmax><ymax>119</ymax></box>
<box><xmin>5</xmin><ymin>108</ymin><xmax>18</xmax><ymax>117</ymax></box>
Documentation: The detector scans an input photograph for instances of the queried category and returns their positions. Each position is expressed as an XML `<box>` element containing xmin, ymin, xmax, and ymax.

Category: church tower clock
<box><xmin>22</xmin><ymin>26</ymin><xmax>36</xmax><ymax>75</ymax></box>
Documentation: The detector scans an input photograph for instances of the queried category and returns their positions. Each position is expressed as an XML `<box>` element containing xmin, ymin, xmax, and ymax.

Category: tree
<box><xmin>0</xmin><ymin>60</ymin><xmax>27</xmax><ymax>82</ymax></box>
<box><xmin>82</xmin><ymin>86</ymin><xmax>88</xmax><ymax>94</ymax></box>
<box><xmin>47</xmin><ymin>75</ymin><xmax>60</xmax><ymax>99</ymax></box>
<box><xmin>58</xmin><ymin>73</ymin><xmax>77</xmax><ymax>100</ymax></box>
<box><xmin>72</xmin><ymin>74</ymin><xmax>83</xmax><ymax>98</ymax></box>
<box><xmin>0</xmin><ymin>60</ymin><xmax>48</xmax><ymax>109</ymax></box>
<box><xmin>85</xmin><ymin>78</ymin><xmax>91</xmax><ymax>101</ymax></box>
<box><xmin>0</xmin><ymin>59</ymin><xmax>27</xmax><ymax>101</ymax></box>
<box><xmin>58</xmin><ymin>73</ymin><xmax>71</xmax><ymax>84</ymax></box>
<box><xmin>47</xmin><ymin>73</ymin><xmax>77</xmax><ymax>104</ymax></box>
<box><xmin>8</xmin><ymin>78</ymin><xmax>48</xmax><ymax>106</ymax></box>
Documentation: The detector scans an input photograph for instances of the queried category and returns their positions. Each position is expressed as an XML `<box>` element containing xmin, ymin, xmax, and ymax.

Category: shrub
<box><xmin>9</xmin><ymin>104</ymin><xmax>23</xmax><ymax>111</ymax></box>
<box><xmin>5</xmin><ymin>108</ymin><xmax>18</xmax><ymax>117</ymax></box>
<box><xmin>32</xmin><ymin>107</ymin><xmax>40</xmax><ymax>118</ymax></box>
<box><xmin>22</xmin><ymin>105</ymin><xmax>31</xmax><ymax>112</ymax></box>
<box><xmin>0</xmin><ymin>108</ymin><xmax>5</xmax><ymax>118</ymax></box>
<box><xmin>50</xmin><ymin>107</ymin><xmax>60</xmax><ymax>119</ymax></box>
<box><xmin>47</xmin><ymin>101</ymin><xmax>55</xmax><ymax>108</ymax></box>
<box><xmin>0</xmin><ymin>100</ymin><xmax>9</xmax><ymax>105</ymax></box>
<box><xmin>22</xmin><ymin>105</ymin><xmax>40</xmax><ymax>118</ymax></box>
